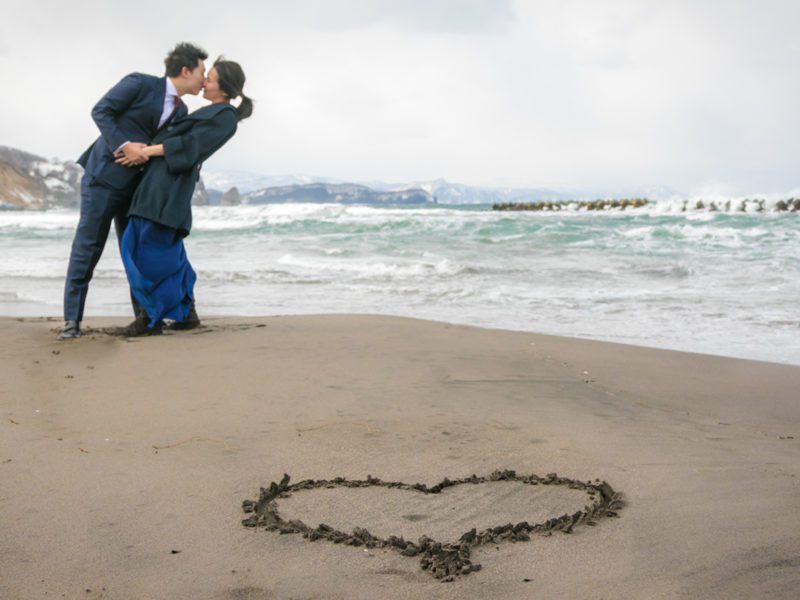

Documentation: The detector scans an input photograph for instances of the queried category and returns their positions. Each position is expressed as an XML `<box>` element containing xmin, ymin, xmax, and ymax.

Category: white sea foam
<box><xmin>0</xmin><ymin>209</ymin><xmax>78</xmax><ymax>231</ymax></box>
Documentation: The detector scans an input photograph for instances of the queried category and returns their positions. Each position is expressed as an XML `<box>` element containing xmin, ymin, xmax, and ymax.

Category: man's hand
<box><xmin>115</xmin><ymin>142</ymin><xmax>149</xmax><ymax>167</ymax></box>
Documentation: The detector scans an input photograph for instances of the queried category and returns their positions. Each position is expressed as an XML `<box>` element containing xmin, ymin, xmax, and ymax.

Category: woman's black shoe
<box><xmin>168</xmin><ymin>305</ymin><xmax>200</xmax><ymax>330</ymax></box>
<box><xmin>116</xmin><ymin>313</ymin><xmax>163</xmax><ymax>337</ymax></box>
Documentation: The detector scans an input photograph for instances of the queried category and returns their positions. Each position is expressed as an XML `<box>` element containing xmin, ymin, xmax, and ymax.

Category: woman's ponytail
<box><xmin>236</xmin><ymin>94</ymin><xmax>253</xmax><ymax>121</ymax></box>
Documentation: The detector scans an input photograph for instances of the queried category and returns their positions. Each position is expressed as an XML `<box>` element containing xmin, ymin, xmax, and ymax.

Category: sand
<box><xmin>1</xmin><ymin>315</ymin><xmax>799</xmax><ymax>599</ymax></box>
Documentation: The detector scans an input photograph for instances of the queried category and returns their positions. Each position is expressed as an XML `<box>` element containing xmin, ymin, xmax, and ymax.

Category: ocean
<box><xmin>2</xmin><ymin>202</ymin><xmax>798</xmax><ymax>365</ymax></box>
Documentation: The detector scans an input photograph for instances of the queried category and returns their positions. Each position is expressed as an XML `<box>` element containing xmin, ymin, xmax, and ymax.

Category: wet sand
<box><xmin>1</xmin><ymin>315</ymin><xmax>799</xmax><ymax>599</ymax></box>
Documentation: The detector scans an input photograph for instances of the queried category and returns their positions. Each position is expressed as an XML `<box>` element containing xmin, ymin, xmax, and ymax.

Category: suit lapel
<box><xmin>156</xmin><ymin>98</ymin><xmax>185</xmax><ymax>133</ymax></box>
<box><xmin>175</xmin><ymin>100</ymin><xmax>189</xmax><ymax>121</ymax></box>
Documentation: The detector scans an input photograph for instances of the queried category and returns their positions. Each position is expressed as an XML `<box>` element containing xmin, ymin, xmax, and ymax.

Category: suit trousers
<box><xmin>63</xmin><ymin>174</ymin><xmax>141</xmax><ymax>322</ymax></box>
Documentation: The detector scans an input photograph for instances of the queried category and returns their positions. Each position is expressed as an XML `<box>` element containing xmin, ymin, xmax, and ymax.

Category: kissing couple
<box><xmin>60</xmin><ymin>42</ymin><xmax>253</xmax><ymax>339</ymax></box>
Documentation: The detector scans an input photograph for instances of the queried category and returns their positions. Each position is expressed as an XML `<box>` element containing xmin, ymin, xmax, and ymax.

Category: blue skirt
<box><xmin>120</xmin><ymin>217</ymin><xmax>196</xmax><ymax>328</ymax></box>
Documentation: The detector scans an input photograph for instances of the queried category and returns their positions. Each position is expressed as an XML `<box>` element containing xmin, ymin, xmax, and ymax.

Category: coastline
<box><xmin>2</xmin><ymin>315</ymin><xmax>799</xmax><ymax>598</ymax></box>
<box><xmin>3</xmin><ymin>205</ymin><xmax>800</xmax><ymax>367</ymax></box>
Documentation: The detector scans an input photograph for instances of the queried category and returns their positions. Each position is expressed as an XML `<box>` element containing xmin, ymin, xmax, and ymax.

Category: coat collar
<box><xmin>182</xmin><ymin>102</ymin><xmax>237</xmax><ymax>121</ymax></box>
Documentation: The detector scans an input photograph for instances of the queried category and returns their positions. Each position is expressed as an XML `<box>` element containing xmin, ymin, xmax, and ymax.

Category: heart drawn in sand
<box><xmin>242</xmin><ymin>470</ymin><xmax>624</xmax><ymax>581</ymax></box>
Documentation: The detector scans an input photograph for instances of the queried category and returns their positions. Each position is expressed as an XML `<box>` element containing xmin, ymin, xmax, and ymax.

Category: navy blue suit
<box><xmin>64</xmin><ymin>73</ymin><xmax>188</xmax><ymax>322</ymax></box>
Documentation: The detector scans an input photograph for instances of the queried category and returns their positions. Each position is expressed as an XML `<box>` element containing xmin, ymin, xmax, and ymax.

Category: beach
<box><xmin>1</xmin><ymin>315</ymin><xmax>799</xmax><ymax>598</ymax></box>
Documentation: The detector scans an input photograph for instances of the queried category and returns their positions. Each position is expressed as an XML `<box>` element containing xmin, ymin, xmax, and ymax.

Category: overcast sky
<box><xmin>2</xmin><ymin>0</ymin><xmax>798</xmax><ymax>194</ymax></box>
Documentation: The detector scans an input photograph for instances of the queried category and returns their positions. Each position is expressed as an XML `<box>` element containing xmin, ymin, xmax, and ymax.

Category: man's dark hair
<box><xmin>164</xmin><ymin>42</ymin><xmax>208</xmax><ymax>77</ymax></box>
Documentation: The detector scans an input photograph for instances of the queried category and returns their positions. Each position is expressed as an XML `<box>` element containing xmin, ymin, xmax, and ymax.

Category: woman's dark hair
<box><xmin>164</xmin><ymin>42</ymin><xmax>208</xmax><ymax>77</ymax></box>
<box><xmin>214</xmin><ymin>57</ymin><xmax>254</xmax><ymax>121</ymax></box>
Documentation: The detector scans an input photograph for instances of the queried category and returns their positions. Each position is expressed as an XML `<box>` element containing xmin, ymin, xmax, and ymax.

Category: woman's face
<box><xmin>202</xmin><ymin>68</ymin><xmax>227</xmax><ymax>103</ymax></box>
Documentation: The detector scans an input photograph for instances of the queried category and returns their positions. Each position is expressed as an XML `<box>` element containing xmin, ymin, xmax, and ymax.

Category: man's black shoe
<box><xmin>116</xmin><ymin>313</ymin><xmax>164</xmax><ymax>337</ymax></box>
<box><xmin>59</xmin><ymin>320</ymin><xmax>81</xmax><ymax>340</ymax></box>
<box><xmin>167</xmin><ymin>304</ymin><xmax>201</xmax><ymax>330</ymax></box>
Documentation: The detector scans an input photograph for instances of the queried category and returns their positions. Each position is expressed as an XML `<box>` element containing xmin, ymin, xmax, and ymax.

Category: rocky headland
<box><xmin>0</xmin><ymin>146</ymin><xmax>82</xmax><ymax>210</ymax></box>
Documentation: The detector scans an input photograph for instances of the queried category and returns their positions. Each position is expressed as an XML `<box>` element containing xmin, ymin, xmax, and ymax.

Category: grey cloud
<box><xmin>1</xmin><ymin>0</ymin><xmax>798</xmax><ymax>194</ymax></box>
<box><xmin>371</xmin><ymin>0</ymin><xmax>515</xmax><ymax>33</ymax></box>
<box><xmin>263</xmin><ymin>0</ymin><xmax>515</xmax><ymax>33</ymax></box>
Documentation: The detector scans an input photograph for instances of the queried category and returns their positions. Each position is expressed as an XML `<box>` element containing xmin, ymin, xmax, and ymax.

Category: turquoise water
<box><xmin>1</xmin><ymin>203</ymin><xmax>798</xmax><ymax>364</ymax></box>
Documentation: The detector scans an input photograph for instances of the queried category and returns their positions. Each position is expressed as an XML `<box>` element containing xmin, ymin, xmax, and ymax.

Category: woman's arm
<box><xmin>114</xmin><ymin>107</ymin><xmax>237</xmax><ymax>169</ymax></box>
<box><xmin>161</xmin><ymin>109</ymin><xmax>237</xmax><ymax>173</ymax></box>
<box><xmin>145</xmin><ymin>144</ymin><xmax>164</xmax><ymax>158</ymax></box>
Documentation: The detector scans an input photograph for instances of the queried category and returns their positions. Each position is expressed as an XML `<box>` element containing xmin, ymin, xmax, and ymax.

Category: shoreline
<box><xmin>2</xmin><ymin>314</ymin><xmax>799</xmax><ymax>598</ymax></box>
<box><xmin>4</xmin><ymin>204</ymin><xmax>799</xmax><ymax>367</ymax></box>
<box><xmin>7</xmin><ymin>312</ymin><xmax>800</xmax><ymax>368</ymax></box>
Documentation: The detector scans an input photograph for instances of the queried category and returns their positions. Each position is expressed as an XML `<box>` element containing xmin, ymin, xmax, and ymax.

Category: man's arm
<box><xmin>91</xmin><ymin>73</ymin><xmax>148</xmax><ymax>164</ymax></box>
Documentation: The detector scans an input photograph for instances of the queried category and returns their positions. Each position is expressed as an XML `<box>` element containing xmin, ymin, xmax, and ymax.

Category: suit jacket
<box><xmin>127</xmin><ymin>103</ymin><xmax>238</xmax><ymax>236</ymax></box>
<box><xmin>77</xmin><ymin>73</ymin><xmax>187</xmax><ymax>190</ymax></box>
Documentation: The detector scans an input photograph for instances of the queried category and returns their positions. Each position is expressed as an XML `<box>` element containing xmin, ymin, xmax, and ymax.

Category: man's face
<box><xmin>185</xmin><ymin>59</ymin><xmax>206</xmax><ymax>95</ymax></box>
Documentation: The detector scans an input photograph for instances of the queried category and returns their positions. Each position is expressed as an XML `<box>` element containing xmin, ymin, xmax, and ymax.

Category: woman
<box><xmin>115</xmin><ymin>59</ymin><xmax>253</xmax><ymax>336</ymax></box>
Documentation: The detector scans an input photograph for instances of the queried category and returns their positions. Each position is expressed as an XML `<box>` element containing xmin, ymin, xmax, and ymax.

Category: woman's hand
<box><xmin>115</xmin><ymin>143</ymin><xmax>150</xmax><ymax>167</ymax></box>
<box><xmin>115</xmin><ymin>143</ymin><xmax>165</xmax><ymax>166</ymax></box>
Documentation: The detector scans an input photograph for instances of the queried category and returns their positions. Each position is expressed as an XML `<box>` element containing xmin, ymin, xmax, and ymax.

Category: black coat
<box><xmin>128</xmin><ymin>103</ymin><xmax>238</xmax><ymax>236</ymax></box>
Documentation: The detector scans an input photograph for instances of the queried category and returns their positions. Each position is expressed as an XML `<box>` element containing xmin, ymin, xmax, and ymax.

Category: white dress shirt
<box><xmin>158</xmin><ymin>78</ymin><xmax>180</xmax><ymax>129</ymax></box>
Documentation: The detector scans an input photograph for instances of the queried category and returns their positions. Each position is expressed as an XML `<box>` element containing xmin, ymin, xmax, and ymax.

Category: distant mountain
<box><xmin>205</xmin><ymin>171</ymin><xmax>573</xmax><ymax>204</ymax></box>
<box><xmin>0</xmin><ymin>146</ymin><xmax>81</xmax><ymax>209</ymax></box>
<box><xmin>245</xmin><ymin>183</ymin><xmax>432</xmax><ymax>205</ymax></box>
<box><xmin>208</xmin><ymin>169</ymin><xmax>682</xmax><ymax>205</ymax></box>
<box><xmin>365</xmin><ymin>178</ymin><xmax>571</xmax><ymax>204</ymax></box>
<box><xmin>0</xmin><ymin>145</ymin><xmax>684</xmax><ymax>210</ymax></box>
<box><xmin>202</xmin><ymin>170</ymin><xmax>344</xmax><ymax>194</ymax></box>
<box><xmin>367</xmin><ymin>179</ymin><xmax>682</xmax><ymax>204</ymax></box>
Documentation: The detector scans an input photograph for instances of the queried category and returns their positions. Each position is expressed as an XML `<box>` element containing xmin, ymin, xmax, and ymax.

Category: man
<box><xmin>60</xmin><ymin>42</ymin><xmax>207</xmax><ymax>339</ymax></box>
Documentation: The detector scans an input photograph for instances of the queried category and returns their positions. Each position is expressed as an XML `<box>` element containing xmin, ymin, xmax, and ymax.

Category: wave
<box><xmin>272</xmin><ymin>253</ymin><xmax>476</xmax><ymax>279</ymax></box>
<box><xmin>1</xmin><ymin>202</ymin><xmax>797</xmax><ymax>239</ymax></box>
<box><xmin>0</xmin><ymin>290</ymin><xmax>50</xmax><ymax>304</ymax></box>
